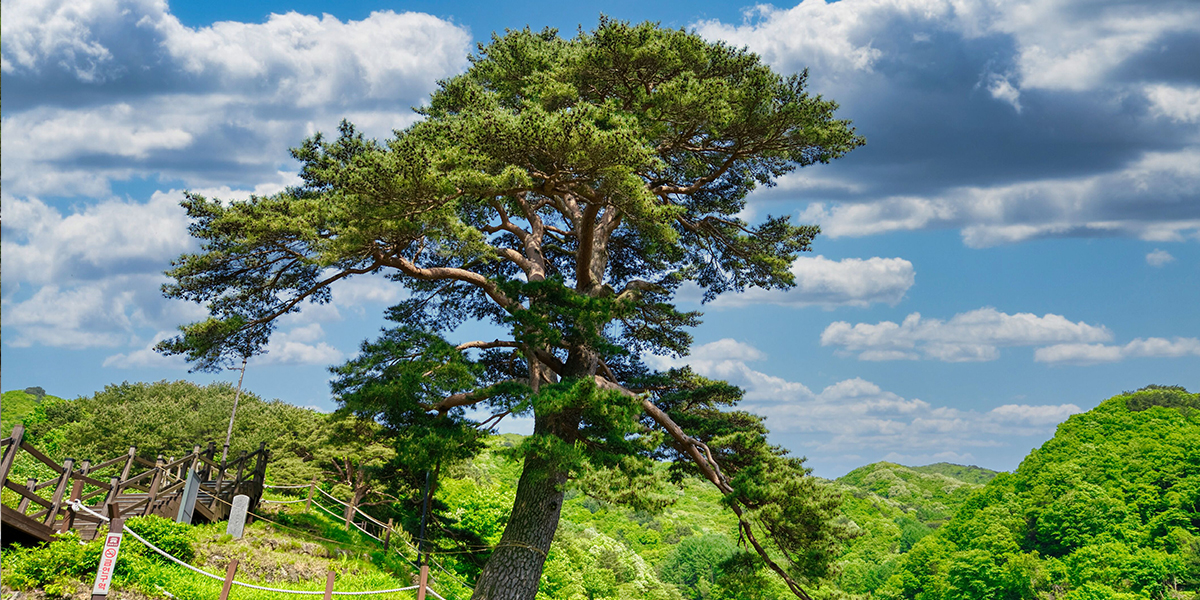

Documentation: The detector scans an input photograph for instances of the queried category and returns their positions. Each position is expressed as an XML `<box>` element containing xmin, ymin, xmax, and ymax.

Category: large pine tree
<box><xmin>160</xmin><ymin>19</ymin><xmax>864</xmax><ymax>599</ymax></box>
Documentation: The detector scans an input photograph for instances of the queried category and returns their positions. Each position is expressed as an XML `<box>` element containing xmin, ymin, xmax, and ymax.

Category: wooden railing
<box><xmin>0</xmin><ymin>423</ymin><xmax>270</xmax><ymax>542</ymax></box>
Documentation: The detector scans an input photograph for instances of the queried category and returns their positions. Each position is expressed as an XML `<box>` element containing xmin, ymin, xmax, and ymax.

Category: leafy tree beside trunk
<box><xmin>159</xmin><ymin>19</ymin><xmax>863</xmax><ymax>600</ymax></box>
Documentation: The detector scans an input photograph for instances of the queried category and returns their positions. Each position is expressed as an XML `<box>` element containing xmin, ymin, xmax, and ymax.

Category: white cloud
<box><xmin>1</xmin><ymin>1</ymin><xmax>471</xmax><ymax>196</ymax></box>
<box><xmin>699</xmin><ymin>255</ymin><xmax>915</xmax><ymax>308</ymax></box>
<box><xmin>1</xmin><ymin>191</ymin><xmax>192</xmax><ymax>284</ymax></box>
<box><xmin>1035</xmin><ymin>337</ymin><xmax>1200</xmax><ymax>365</ymax></box>
<box><xmin>1146</xmin><ymin>84</ymin><xmax>1200</xmax><ymax>124</ymax></box>
<box><xmin>257</xmin><ymin>324</ymin><xmax>344</xmax><ymax>365</ymax></box>
<box><xmin>103</xmin><ymin>331</ymin><xmax>189</xmax><ymax>369</ymax></box>
<box><xmin>986</xmin><ymin>73</ymin><xmax>1022</xmax><ymax>113</ymax></box>
<box><xmin>651</xmin><ymin>339</ymin><xmax>1082</xmax><ymax>461</ymax></box>
<box><xmin>798</xmin><ymin>149</ymin><xmax>1200</xmax><ymax>247</ymax></box>
<box><xmin>698</xmin><ymin>0</ymin><xmax>1200</xmax><ymax>94</ymax></box>
<box><xmin>698</xmin><ymin>0</ymin><xmax>1200</xmax><ymax>246</ymax></box>
<box><xmin>821</xmin><ymin>307</ymin><xmax>1111</xmax><ymax>362</ymax></box>
<box><xmin>1146</xmin><ymin>249</ymin><xmax>1176</xmax><ymax>266</ymax></box>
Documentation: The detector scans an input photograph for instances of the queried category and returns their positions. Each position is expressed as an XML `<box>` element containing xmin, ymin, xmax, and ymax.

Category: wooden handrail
<box><xmin>0</xmin><ymin>424</ymin><xmax>26</xmax><ymax>485</ymax></box>
<box><xmin>19</xmin><ymin>441</ymin><xmax>64</xmax><ymax>474</ymax></box>
<box><xmin>86</xmin><ymin>453</ymin><xmax>133</xmax><ymax>473</ymax></box>
<box><xmin>4</xmin><ymin>480</ymin><xmax>53</xmax><ymax>509</ymax></box>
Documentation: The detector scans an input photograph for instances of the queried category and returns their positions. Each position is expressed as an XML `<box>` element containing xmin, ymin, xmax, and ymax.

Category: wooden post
<box><xmin>119</xmin><ymin>447</ymin><xmax>136</xmax><ymax>481</ymax></box>
<box><xmin>305</xmin><ymin>476</ymin><xmax>316</xmax><ymax>513</ymax></box>
<box><xmin>233</xmin><ymin>450</ymin><xmax>248</xmax><ymax>495</ymax></box>
<box><xmin>219</xmin><ymin>558</ymin><xmax>240</xmax><ymax>600</ymax></box>
<box><xmin>189</xmin><ymin>444</ymin><xmax>202</xmax><ymax>474</ymax></box>
<box><xmin>70</xmin><ymin>459</ymin><xmax>92</xmax><ymax>501</ymax></box>
<box><xmin>416</xmin><ymin>564</ymin><xmax>430</xmax><ymax>600</ymax></box>
<box><xmin>45</xmin><ymin>457</ymin><xmax>75</xmax><ymax>527</ymax></box>
<box><xmin>323</xmin><ymin>570</ymin><xmax>336</xmax><ymax>600</ymax></box>
<box><xmin>101</xmin><ymin>476</ymin><xmax>121</xmax><ymax>521</ymax></box>
<box><xmin>204</xmin><ymin>441</ymin><xmax>216</xmax><ymax>479</ymax></box>
<box><xmin>143</xmin><ymin>455</ymin><xmax>165</xmax><ymax>516</ymax></box>
<box><xmin>383</xmin><ymin>517</ymin><xmax>393</xmax><ymax>551</ymax></box>
<box><xmin>63</xmin><ymin>459</ymin><xmax>92</xmax><ymax>531</ymax></box>
<box><xmin>344</xmin><ymin>494</ymin><xmax>356</xmax><ymax>531</ymax></box>
<box><xmin>17</xmin><ymin>477</ymin><xmax>37</xmax><ymax>513</ymax></box>
<box><xmin>0</xmin><ymin>423</ymin><xmax>25</xmax><ymax>484</ymax></box>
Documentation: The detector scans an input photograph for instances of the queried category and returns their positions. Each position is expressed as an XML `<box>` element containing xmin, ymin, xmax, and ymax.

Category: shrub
<box><xmin>125</xmin><ymin>514</ymin><xmax>196</xmax><ymax>562</ymax></box>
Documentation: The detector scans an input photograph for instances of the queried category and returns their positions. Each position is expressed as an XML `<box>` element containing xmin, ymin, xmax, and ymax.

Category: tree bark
<box><xmin>470</xmin><ymin>391</ymin><xmax>580</xmax><ymax>599</ymax></box>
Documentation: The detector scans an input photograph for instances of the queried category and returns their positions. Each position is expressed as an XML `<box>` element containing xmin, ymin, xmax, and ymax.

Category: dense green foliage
<box><xmin>18</xmin><ymin>380</ymin><xmax>322</xmax><ymax>461</ymax></box>
<box><xmin>2</xmin><ymin>389</ymin><xmax>64</xmax><ymax>437</ymax></box>
<box><xmin>8</xmin><ymin>383</ymin><xmax>1197</xmax><ymax>598</ymax></box>
<box><xmin>877</xmin><ymin>385</ymin><xmax>1200</xmax><ymax>600</ymax></box>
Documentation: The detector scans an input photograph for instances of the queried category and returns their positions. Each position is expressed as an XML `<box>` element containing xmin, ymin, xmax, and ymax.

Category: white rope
<box><xmin>69</xmin><ymin>501</ymin><xmax>423</xmax><ymax>596</ymax></box>
<box><xmin>261</xmin><ymin>498</ymin><xmax>306</xmax><ymax>504</ymax></box>
<box><xmin>316</xmin><ymin>487</ymin><xmax>352</xmax><ymax>507</ymax></box>
<box><xmin>350</xmin><ymin>519</ymin><xmax>382</xmax><ymax>542</ymax></box>
<box><xmin>263</xmin><ymin>483</ymin><xmax>312</xmax><ymax>489</ymax></box>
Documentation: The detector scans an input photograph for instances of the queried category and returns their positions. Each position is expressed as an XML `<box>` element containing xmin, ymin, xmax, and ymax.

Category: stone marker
<box><xmin>227</xmin><ymin>494</ymin><xmax>250</xmax><ymax>539</ymax></box>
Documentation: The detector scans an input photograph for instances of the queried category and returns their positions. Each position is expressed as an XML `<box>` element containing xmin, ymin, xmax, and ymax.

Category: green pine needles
<box><xmin>159</xmin><ymin>18</ymin><xmax>863</xmax><ymax>600</ymax></box>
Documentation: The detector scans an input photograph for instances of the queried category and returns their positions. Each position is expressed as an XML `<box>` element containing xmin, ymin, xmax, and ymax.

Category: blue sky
<box><xmin>3</xmin><ymin>0</ymin><xmax>1198</xmax><ymax>477</ymax></box>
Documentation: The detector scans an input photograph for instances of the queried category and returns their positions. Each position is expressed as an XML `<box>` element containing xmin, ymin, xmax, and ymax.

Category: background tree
<box><xmin>159</xmin><ymin>19</ymin><xmax>863</xmax><ymax>600</ymax></box>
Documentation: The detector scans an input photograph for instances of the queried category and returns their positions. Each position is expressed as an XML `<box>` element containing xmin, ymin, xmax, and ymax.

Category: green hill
<box><xmin>831</xmin><ymin>461</ymin><xmax>995</xmax><ymax>595</ymax></box>
<box><xmin>2</xmin><ymin>388</ymin><xmax>64</xmax><ymax>437</ymax></box>
<box><xmin>878</xmin><ymin>385</ymin><xmax>1200</xmax><ymax>599</ymax></box>
<box><xmin>909</xmin><ymin>463</ymin><xmax>998</xmax><ymax>486</ymax></box>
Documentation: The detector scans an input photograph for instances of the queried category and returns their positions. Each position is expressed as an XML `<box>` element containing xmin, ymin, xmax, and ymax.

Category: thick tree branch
<box><xmin>376</xmin><ymin>250</ymin><xmax>519</xmax><ymax>311</ymax></box>
<box><xmin>455</xmin><ymin>340</ymin><xmax>522</xmax><ymax>352</ymax></box>
<box><xmin>425</xmin><ymin>380</ymin><xmax>527</xmax><ymax>414</ymax></box>
<box><xmin>575</xmin><ymin>202</ymin><xmax>603</xmax><ymax>292</ymax></box>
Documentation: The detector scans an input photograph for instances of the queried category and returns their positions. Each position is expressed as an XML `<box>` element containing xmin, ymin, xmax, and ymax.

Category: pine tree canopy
<box><xmin>160</xmin><ymin>18</ymin><xmax>863</xmax><ymax>600</ymax></box>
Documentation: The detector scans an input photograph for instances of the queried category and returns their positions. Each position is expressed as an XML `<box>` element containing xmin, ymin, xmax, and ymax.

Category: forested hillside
<box><xmin>877</xmin><ymin>385</ymin><xmax>1200</xmax><ymax>599</ymax></box>
<box><xmin>3</xmin><ymin>382</ymin><xmax>1198</xmax><ymax>598</ymax></box>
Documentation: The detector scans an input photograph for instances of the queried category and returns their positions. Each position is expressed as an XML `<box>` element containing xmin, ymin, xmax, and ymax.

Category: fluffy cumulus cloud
<box><xmin>820</xmin><ymin>307</ymin><xmax>1112</xmax><ymax>361</ymax></box>
<box><xmin>1</xmin><ymin>0</ymin><xmax>471</xmax><ymax>196</ymax></box>
<box><xmin>702</xmin><ymin>255</ymin><xmax>915</xmax><ymax>308</ymax></box>
<box><xmin>1</xmin><ymin>0</ymin><xmax>471</xmax><ymax>363</ymax></box>
<box><xmin>651</xmin><ymin>339</ymin><xmax>1082</xmax><ymax>465</ymax></box>
<box><xmin>697</xmin><ymin>0</ymin><xmax>1200</xmax><ymax>246</ymax></box>
<box><xmin>1035</xmin><ymin>337</ymin><xmax>1200</xmax><ymax>365</ymax></box>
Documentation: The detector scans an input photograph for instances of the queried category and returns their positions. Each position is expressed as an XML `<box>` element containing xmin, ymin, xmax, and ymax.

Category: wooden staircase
<box><xmin>1</xmin><ymin>424</ymin><xmax>268</xmax><ymax>544</ymax></box>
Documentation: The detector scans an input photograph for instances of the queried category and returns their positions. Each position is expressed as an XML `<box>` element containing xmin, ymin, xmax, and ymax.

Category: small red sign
<box><xmin>92</xmin><ymin>531</ymin><xmax>124</xmax><ymax>595</ymax></box>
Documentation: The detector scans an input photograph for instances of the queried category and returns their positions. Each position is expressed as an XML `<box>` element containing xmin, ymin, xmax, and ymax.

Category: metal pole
<box><xmin>416</xmin><ymin>469</ymin><xmax>433</xmax><ymax>600</ymax></box>
<box><xmin>220</xmin><ymin>357</ymin><xmax>249</xmax><ymax>465</ymax></box>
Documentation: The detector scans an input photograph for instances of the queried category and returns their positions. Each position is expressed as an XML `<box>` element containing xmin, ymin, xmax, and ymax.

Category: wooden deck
<box><xmin>1</xmin><ymin>424</ymin><xmax>268</xmax><ymax>544</ymax></box>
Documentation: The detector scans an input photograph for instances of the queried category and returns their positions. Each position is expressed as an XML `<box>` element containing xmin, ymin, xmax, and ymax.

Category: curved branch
<box><xmin>592</xmin><ymin>374</ymin><xmax>817</xmax><ymax>600</ymax></box>
<box><xmin>426</xmin><ymin>379</ymin><xmax>527</xmax><ymax>414</ymax></box>
<box><xmin>376</xmin><ymin>250</ymin><xmax>519</xmax><ymax>311</ymax></box>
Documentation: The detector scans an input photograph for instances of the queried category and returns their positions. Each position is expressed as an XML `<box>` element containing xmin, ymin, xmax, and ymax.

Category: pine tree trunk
<box><xmin>470</xmin><ymin>411</ymin><xmax>577</xmax><ymax>600</ymax></box>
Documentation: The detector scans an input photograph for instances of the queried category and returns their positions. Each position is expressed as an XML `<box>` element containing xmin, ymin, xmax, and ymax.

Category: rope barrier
<box><xmin>70</xmin><ymin>501</ymin><xmax>426</xmax><ymax>597</ymax></box>
<box><xmin>316</xmin><ymin>487</ymin><xmax>356</xmax><ymax>509</ymax></box>
<box><xmin>263</xmin><ymin>483</ymin><xmax>312</xmax><ymax>490</ymax></box>
<box><xmin>261</xmin><ymin>498</ymin><xmax>307</xmax><ymax>504</ymax></box>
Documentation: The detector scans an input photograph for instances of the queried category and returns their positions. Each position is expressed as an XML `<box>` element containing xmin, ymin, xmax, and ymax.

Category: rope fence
<box><xmin>247</xmin><ymin>480</ymin><xmax>479</xmax><ymax>592</ymax></box>
<box><xmin>70</xmin><ymin>501</ymin><xmax>446</xmax><ymax>599</ymax></box>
